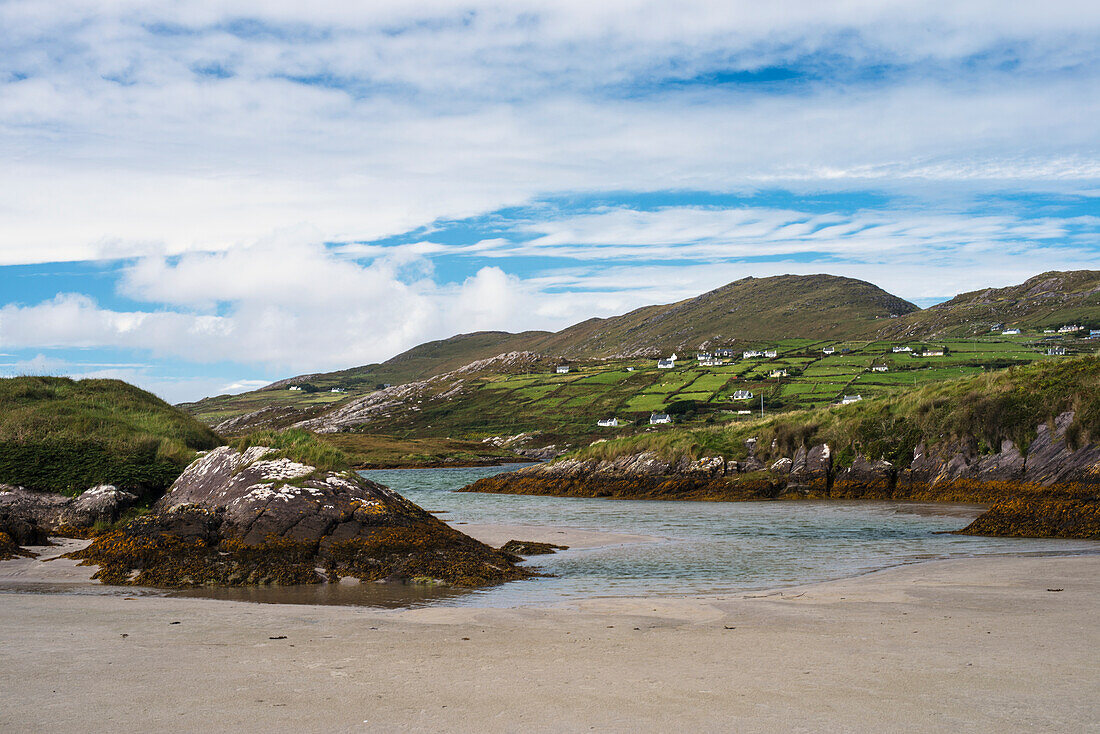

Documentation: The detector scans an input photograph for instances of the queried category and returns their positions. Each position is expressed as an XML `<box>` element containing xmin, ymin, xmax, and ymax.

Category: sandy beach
<box><xmin>0</xmin><ymin>528</ymin><xmax>1097</xmax><ymax>733</ymax></box>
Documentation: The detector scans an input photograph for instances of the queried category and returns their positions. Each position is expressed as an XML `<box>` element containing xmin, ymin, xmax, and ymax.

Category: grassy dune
<box><xmin>0</xmin><ymin>377</ymin><xmax>223</xmax><ymax>495</ymax></box>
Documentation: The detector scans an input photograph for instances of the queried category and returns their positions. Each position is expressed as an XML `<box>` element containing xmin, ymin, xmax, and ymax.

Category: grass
<box><xmin>231</xmin><ymin>428</ymin><xmax>349</xmax><ymax>471</ymax></box>
<box><xmin>305</xmin><ymin>433</ymin><xmax>517</xmax><ymax>468</ymax></box>
<box><xmin>0</xmin><ymin>377</ymin><xmax>223</xmax><ymax>495</ymax></box>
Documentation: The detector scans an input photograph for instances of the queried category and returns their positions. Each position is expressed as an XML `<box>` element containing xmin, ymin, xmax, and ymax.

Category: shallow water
<box><xmin>69</xmin><ymin>463</ymin><xmax>1082</xmax><ymax>609</ymax></box>
<box><xmin>344</xmin><ymin>464</ymin><xmax>1096</xmax><ymax>607</ymax></box>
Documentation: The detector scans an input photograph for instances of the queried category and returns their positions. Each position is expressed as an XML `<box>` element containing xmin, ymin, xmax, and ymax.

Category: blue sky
<box><xmin>1</xmin><ymin>2</ymin><xmax>1098</xmax><ymax>402</ymax></box>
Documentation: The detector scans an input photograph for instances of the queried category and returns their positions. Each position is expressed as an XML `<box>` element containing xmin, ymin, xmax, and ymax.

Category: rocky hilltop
<box><xmin>69</xmin><ymin>445</ymin><xmax>531</xmax><ymax>588</ymax></box>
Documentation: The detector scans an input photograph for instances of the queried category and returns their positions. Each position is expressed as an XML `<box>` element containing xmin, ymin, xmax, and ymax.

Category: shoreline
<box><xmin>1</xmin><ymin>553</ymin><xmax>1096</xmax><ymax>732</ymax></box>
<box><xmin>353</xmin><ymin>459</ymin><xmax>539</xmax><ymax>470</ymax></box>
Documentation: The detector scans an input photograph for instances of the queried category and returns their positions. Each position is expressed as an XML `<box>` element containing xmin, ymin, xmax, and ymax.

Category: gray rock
<box><xmin>0</xmin><ymin>484</ymin><xmax>137</xmax><ymax>533</ymax></box>
<box><xmin>156</xmin><ymin>445</ymin><xmax>428</xmax><ymax>545</ymax></box>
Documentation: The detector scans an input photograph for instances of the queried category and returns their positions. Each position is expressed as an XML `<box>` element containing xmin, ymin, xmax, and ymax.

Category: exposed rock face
<box><xmin>0</xmin><ymin>484</ymin><xmax>138</xmax><ymax>533</ymax></box>
<box><xmin>295</xmin><ymin>351</ymin><xmax>542</xmax><ymax>433</ymax></box>
<box><xmin>462</xmin><ymin>413</ymin><xmax>1100</xmax><ymax>538</ymax></box>
<box><xmin>0</xmin><ymin>505</ymin><xmax>51</xmax><ymax>557</ymax></box>
<box><xmin>831</xmin><ymin>456</ymin><xmax>895</xmax><ymax>497</ymax></box>
<box><xmin>212</xmin><ymin>405</ymin><xmax>305</xmax><ymax>435</ymax></box>
<box><xmin>70</xmin><ymin>446</ymin><xmax>531</xmax><ymax>588</ymax></box>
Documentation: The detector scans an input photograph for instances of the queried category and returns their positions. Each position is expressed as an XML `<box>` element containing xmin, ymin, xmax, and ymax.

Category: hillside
<box><xmin>180</xmin><ymin>270</ymin><xmax>1100</xmax><ymax>442</ymax></box>
<box><xmin>0</xmin><ymin>377</ymin><xmax>223</xmax><ymax>495</ymax></box>
<box><xmin>536</xmin><ymin>274</ymin><xmax>918</xmax><ymax>357</ymax></box>
<box><xmin>878</xmin><ymin>270</ymin><xmax>1100</xmax><ymax>339</ymax></box>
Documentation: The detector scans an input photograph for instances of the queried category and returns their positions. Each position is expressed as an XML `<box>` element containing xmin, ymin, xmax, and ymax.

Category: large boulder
<box><xmin>70</xmin><ymin>446</ymin><xmax>531</xmax><ymax>588</ymax></box>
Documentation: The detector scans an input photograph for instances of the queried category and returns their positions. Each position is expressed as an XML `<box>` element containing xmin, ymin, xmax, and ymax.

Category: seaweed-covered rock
<box><xmin>70</xmin><ymin>446</ymin><xmax>531</xmax><ymax>588</ymax></box>
<box><xmin>500</xmin><ymin>540</ymin><xmax>569</xmax><ymax>555</ymax></box>
<box><xmin>831</xmin><ymin>455</ymin><xmax>895</xmax><ymax>497</ymax></box>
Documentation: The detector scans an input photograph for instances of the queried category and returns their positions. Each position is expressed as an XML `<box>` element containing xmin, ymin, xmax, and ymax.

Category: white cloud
<box><xmin>0</xmin><ymin>235</ymin><xmax>591</xmax><ymax>374</ymax></box>
<box><xmin>0</xmin><ymin>4</ymin><xmax>1098</xmax><ymax>264</ymax></box>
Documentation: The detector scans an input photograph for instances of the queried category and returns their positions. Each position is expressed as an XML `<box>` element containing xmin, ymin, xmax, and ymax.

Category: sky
<box><xmin>1</xmin><ymin>1</ymin><xmax>1098</xmax><ymax>402</ymax></box>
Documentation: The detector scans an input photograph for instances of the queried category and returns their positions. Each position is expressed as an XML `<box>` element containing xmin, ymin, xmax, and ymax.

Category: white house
<box><xmin>1003</xmin><ymin>328</ymin><xmax>1021</xmax><ymax>335</ymax></box>
<box><xmin>840</xmin><ymin>394</ymin><xmax>863</xmax><ymax>404</ymax></box>
<box><xmin>1047</xmin><ymin>346</ymin><xmax>1067</xmax><ymax>356</ymax></box>
<box><xmin>732</xmin><ymin>390</ymin><xmax>754</xmax><ymax>400</ymax></box>
<box><xmin>330</xmin><ymin>387</ymin><xmax>347</xmax><ymax>394</ymax></box>
<box><xmin>736</xmin><ymin>409</ymin><xmax>752</xmax><ymax>415</ymax></box>
<box><xmin>1058</xmin><ymin>324</ymin><xmax>1081</xmax><ymax>333</ymax></box>
<box><xmin>892</xmin><ymin>346</ymin><xmax>912</xmax><ymax>353</ymax></box>
<box><xmin>597</xmin><ymin>418</ymin><xmax>620</xmax><ymax>427</ymax></box>
<box><xmin>699</xmin><ymin>358</ymin><xmax>724</xmax><ymax>367</ymax></box>
<box><xmin>626</xmin><ymin>367</ymin><xmax>635</xmax><ymax>372</ymax></box>
<box><xmin>871</xmin><ymin>365</ymin><xmax>888</xmax><ymax>372</ymax></box>
<box><xmin>288</xmin><ymin>385</ymin><xmax>302</xmax><ymax>391</ymax></box>
<box><xmin>657</xmin><ymin>356</ymin><xmax>676</xmax><ymax>368</ymax></box>
<box><xmin>555</xmin><ymin>365</ymin><xmax>571</xmax><ymax>374</ymax></box>
<box><xmin>713</xmin><ymin>348</ymin><xmax>735</xmax><ymax>358</ymax></box>
<box><xmin>695</xmin><ymin>352</ymin><xmax>711</xmax><ymax>361</ymax></box>
<box><xmin>650</xmin><ymin>413</ymin><xmax>672</xmax><ymax>425</ymax></box>
<box><xmin>822</xmin><ymin>346</ymin><xmax>835</xmax><ymax>354</ymax></box>
<box><xmin>1043</xmin><ymin>329</ymin><xmax>1056</xmax><ymax>334</ymax></box>
<box><xmin>1091</xmin><ymin>330</ymin><xmax>1100</xmax><ymax>339</ymax></box>
<box><xmin>742</xmin><ymin>350</ymin><xmax>763</xmax><ymax>359</ymax></box>
<box><xmin>769</xmin><ymin>369</ymin><xmax>788</xmax><ymax>378</ymax></box>
<box><xmin>763</xmin><ymin>349</ymin><xmax>778</xmax><ymax>358</ymax></box>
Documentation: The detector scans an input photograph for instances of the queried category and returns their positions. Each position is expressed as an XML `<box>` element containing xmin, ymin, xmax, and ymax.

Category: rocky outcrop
<box><xmin>296</xmin><ymin>351</ymin><xmax>542</xmax><ymax>433</ymax></box>
<box><xmin>462</xmin><ymin>412</ymin><xmax>1100</xmax><ymax>538</ymax></box>
<box><xmin>0</xmin><ymin>484</ymin><xmax>138</xmax><ymax>534</ymax></box>
<box><xmin>69</xmin><ymin>446</ymin><xmax>531</xmax><ymax>588</ymax></box>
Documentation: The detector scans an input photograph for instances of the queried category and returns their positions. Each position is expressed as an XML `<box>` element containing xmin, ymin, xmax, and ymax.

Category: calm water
<box><xmin>169</xmin><ymin>463</ymin><xmax>1097</xmax><ymax>609</ymax></box>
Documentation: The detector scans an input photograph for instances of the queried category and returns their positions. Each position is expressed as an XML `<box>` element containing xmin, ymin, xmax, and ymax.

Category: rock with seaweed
<box><xmin>69</xmin><ymin>438</ymin><xmax>532</xmax><ymax>588</ymax></box>
<box><xmin>499</xmin><ymin>540</ymin><xmax>569</xmax><ymax>555</ymax></box>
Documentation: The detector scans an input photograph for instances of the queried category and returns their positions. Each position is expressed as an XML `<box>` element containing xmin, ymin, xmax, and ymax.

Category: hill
<box><xmin>183</xmin><ymin>273</ymin><xmax>920</xmax><ymax>426</ymax></box>
<box><xmin>878</xmin><ymin>270</ymin><xmax>1100</xmax><ymax>339</ymax></box>
<box><xmin>536</xmin><ymin>274</ymin><xmax>918</xmax><ymax>357</ymax></box>
<box><xmin>0</xmin><ymin>377</ymin><xmax>223</xmax><ymax>495</ymax></box>
<box><xmin>180</xmin><ymin>270</ymin><xmax>1100</xmax><ymax>450</ymax></box>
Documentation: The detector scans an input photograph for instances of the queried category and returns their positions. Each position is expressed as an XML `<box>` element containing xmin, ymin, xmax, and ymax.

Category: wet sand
<box><xmin>1</xmin><ymin>552</ymin><xmax>1097</xmax><ymax>733</ymax></box>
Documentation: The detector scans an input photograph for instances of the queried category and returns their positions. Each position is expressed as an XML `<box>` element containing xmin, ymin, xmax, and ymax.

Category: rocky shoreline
<box><xmin>463</xmin><ymin>411</ymin><xmax>1100</xmax><ymax>539</ymax></box>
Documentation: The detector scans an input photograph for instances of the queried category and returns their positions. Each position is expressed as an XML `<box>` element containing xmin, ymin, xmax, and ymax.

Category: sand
<box><xmin>0</xmin><ymin>535</ymin><xmax>1097</xmax><ymax>733</ymax></box>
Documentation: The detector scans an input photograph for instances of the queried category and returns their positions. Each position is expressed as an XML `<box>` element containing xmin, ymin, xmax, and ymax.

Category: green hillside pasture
<box><xmin>577</xmin><ymin>370</ymin><xmax>634</xmax><ymax>385</ymax></box>
<box><xmin>621</xmin><ymin>393</ymin><xmax>673</xmax><ymax>413</ymax></box>
<box><xmin>689</xmin><ymin>373</ymin><xmax>735</xmax><ymax>392</ymax></box>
